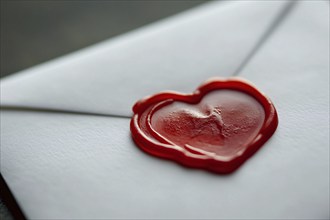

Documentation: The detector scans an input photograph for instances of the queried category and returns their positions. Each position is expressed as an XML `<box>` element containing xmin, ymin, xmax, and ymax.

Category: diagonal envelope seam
<box><xmin>1</xmin><ymin>0</ymin><xmax>329</xmax><ymax>219</ymax></box>
<box><xmin>0</xmin><ymin>1</ymin><xmax>296</xmax><ymax>119</ymax></box>
<box><xmin>232</xmin><ymin>1</ymin><xmax>296</xmax><ymax>76</ymax></box>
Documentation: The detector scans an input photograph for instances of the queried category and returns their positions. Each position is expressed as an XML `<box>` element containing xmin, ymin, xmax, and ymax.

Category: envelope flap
<box><xmin>1</xmin><ymin>1</ymin><xmax>288</xmax><ymax>116</ymax></box>
<box><xmin>1</xmin><ymin>1</ymin><xmax>329</xmax><ymax>219</ymax></box>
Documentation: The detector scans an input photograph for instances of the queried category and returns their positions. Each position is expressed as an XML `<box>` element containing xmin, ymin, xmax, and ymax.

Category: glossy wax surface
<box><xmin>151</xmin><ymin>90</ymin><xmax>265</xmax><ymax>159</ymax></box>
<box><xmin>131</xmin><ymin>78</ymin><xmax>278</xmax><ymax>173</ymax></box>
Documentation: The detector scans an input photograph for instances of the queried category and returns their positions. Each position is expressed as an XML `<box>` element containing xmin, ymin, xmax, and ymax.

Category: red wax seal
<box><xmin>130</xmin><ymin>78</ymin><xmax>278</xmax><ymax>174</ymax></box>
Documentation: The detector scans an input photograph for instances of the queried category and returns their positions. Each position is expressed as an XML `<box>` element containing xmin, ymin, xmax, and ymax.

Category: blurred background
<box><xmin>0</xmin><ymin>1</ymin><xmax>209</xmax><ymax>219</ymax></box>
<box><xmin>0</xmin><ymin>0</ymin><xmax>209</xmax><ymax>78</ymax></box>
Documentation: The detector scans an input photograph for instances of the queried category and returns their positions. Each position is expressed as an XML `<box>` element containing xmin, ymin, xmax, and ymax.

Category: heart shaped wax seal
<box><xmin>130</xmin><ymin>78</ymin><xmax>278</xmax><ymax>174</ymax></box>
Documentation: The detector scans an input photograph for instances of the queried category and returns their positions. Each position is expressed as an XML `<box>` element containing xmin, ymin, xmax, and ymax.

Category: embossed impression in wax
<box><xmin>130</xmin><ymin>78</ymin><xmax>278</xmax><ymax>174</ymax></box>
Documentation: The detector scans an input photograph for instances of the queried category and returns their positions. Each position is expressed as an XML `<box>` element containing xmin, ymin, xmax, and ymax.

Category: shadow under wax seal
<box><xmin>130</xmin><ymin>78</ymin><xmax>278</xmax><ymax>174</ymax></box>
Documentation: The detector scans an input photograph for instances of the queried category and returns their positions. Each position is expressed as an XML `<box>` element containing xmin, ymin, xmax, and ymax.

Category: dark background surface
<box><xmin>0</xmin><ymin>0</ymin><xmax>208</xmax><ymax>78</ymax></box>
<box><xmin>0</xmin><ymin>1</ymin><xmax>208</xmax><ymax>219</ymax></box>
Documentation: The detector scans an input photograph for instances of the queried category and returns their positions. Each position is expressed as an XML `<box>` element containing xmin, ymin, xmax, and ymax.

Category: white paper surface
<box><xmin>0</xmin><ymin>0</ymin><xmax>287</xmax><ymax>116</ymax></box>
<box><xmin>1</xmin><ymin>0</ymin><xmax>329</xmax><ymax>219</ymax></box>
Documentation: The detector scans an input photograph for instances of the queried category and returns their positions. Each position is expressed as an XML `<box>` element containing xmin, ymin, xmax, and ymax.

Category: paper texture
<box><xmin>1</xmin><ymin>0</ymin><xmax>329</xmax><ymax>219</ymax></box>
<box><xmin>1</xmin><ymin>1</ymin><xmax>287</xmax><ymax>116</ymax></box>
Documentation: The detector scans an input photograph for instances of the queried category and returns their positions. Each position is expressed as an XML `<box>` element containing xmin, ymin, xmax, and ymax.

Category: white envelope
<box><xmin>1</xmin><ymin>0</ymin><xmax>329</xmax><ymax>219</ymax></box>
